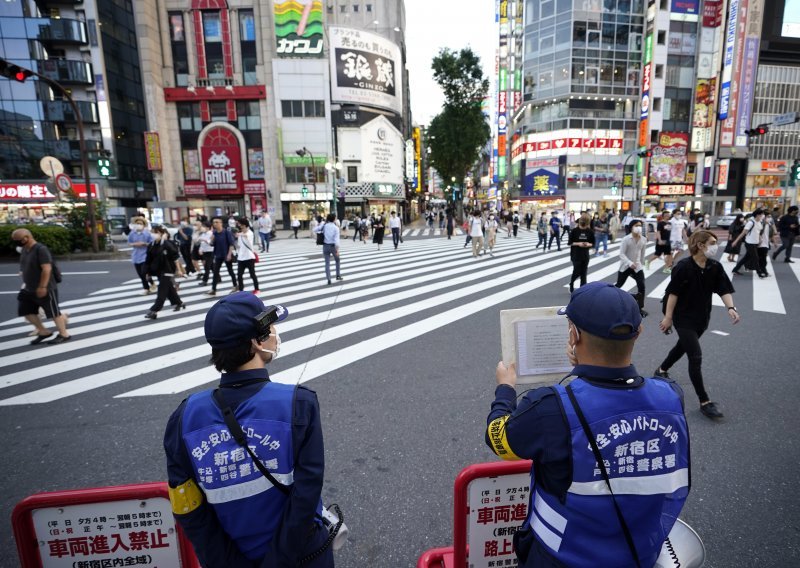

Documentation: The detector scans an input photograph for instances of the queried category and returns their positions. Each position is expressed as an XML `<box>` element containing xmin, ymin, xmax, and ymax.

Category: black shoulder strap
<box><xmin>212</xmin><ymin>388</ymin><xmax>291</xmax><ymax>496</ymax></box>
<box><xmin>565</xmin><ymin>384</ymin><xmax>641</xmax><ymax>568</ymax></box>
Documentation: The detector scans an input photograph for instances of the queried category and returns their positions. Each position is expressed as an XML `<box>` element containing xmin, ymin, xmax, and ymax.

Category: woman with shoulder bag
<box><xmin>725</xmin><ymin>214</ymin><xmax>745</xmax><ymax>262</ymax></box>
<box><xmin>144</xmin><ymin>226</ymin><xmax>185</xmax><ymax>319</ymax></box>
<box><xmin>235</xmin><ymin>217</ymin><xmax>260</xmax><ymax>293</ymax></box>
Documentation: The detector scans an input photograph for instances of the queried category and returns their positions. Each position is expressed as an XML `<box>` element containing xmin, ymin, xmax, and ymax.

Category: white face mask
<box><xmin>260</xmin><ymin>331</ymin><xmax>281</xmax><ymax>361</ymax></box>
<box><xmin>704</xmin><ymin>244</ymin><xmax>718</xmax><ymax>258</ymax></box>
<box><xmin>632</xmin><ymin>226</ymin><xmax>643</xmax><ymax>235</ymax></box>
<box><xmin>15</xmin><ymin>246</ymin><xmax>23</xmax><ymax>254</ymax></box>
<box><xmin>132</xmin><ymin>223</ymin><xmax>144</xmax><ymax>232</ymax></box>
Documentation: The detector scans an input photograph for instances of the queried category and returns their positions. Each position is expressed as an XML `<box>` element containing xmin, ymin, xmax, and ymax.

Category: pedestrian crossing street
<box><xmin>0</xmin><ymin>232</ymin><xmax>796</xmax><ymax>406</ymax></box>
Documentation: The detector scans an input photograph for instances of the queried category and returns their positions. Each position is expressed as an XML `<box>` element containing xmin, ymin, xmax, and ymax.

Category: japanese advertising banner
<box><xmin>144</xmin><ymin>132</ymin><xmax>162</xmax><ymax>171</ymax></box>
<box><xmin>0</xmin><ymin>183</ymin><xmax>57</xmax><ymax>201</ymax></box>
<box><xmin>467</xmin><ymin>473</ymin><xmax>530</xmax><ymax>567</ymax></box>
<box><xmin>703</xmin><ymin>0</ymin><xmax>723</xmax><ymax>27</ymax></box>
<box><xmin>523</xmin><ymin>166</ymin><xmax>562</xmax><ymax>197</ymax></box>
<box><xmin>718</xmin><ymin>0</ymin><xmax>740</xmax><ymax>120</ymax></box>
<box><xmin>692</xmin><ymin>78</ymin><xmax>715</xmax><ymax>128</ymax></box>
<box><xmin>648</xmin><ymin>132</ymin><xmax>689</xmax><ymax>184</ymax></box>
<box><xmin>31</xmin><ymin>498</ymin><xmax>181</xmax><ymax>567</ymax></box>
<box><xmin>670</xmin><ymin>0</ymin><xmax>699</xmax><ymax>15</ymax></box>
<box><xmin>248</xmin><ymin>148</ymin><xmax>265</xmax><ymax>179</ymax></box>
<box><xmin>274</xmin><ymin>0</ymin><xmax>323</xmax><ymax>57</ymax></box>
<box><xmin>360</xmin><ymin>116</ymin><xmax>404</xmax><ymax>185</ymax></box>
<box><xmin>329</xmin><ymin>27</ymin><xmax>403</xmax><ymax>115</ymax></box>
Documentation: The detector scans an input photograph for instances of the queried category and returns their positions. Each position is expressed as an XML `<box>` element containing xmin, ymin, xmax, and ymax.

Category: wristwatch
<box><xmin>727</xmin><ymin>306</ymin><xmax>737</xmax><ymax>312</ymax></box>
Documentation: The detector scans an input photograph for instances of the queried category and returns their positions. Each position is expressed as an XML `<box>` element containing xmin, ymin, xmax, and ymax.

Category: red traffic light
<box><xmin>14</xmin><ymin>70</ymin><xmax>26</xmax><ymax>81</ymax></box>
<box><xmin>746</xmin><ymin>124</ymin><xmax>769</xmax><ymax>137</ymax></box>
<box><xmin>756</xmin><ymin>126</ymin><xmax>768</xmax><ymax>135</ymax></box>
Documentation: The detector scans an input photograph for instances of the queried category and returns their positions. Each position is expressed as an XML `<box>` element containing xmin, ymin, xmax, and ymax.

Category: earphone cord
<box><xmin>295</xmin><ymin>275</ymin><xmax>346</xmax><ymax>385</ymax></box>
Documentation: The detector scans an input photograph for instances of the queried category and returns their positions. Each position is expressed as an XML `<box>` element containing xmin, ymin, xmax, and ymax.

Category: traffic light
<box><xmin>637</xmin><ymin>148</ymin><xmax>652</xmax><ymax>158</ymax></box>
<box><xmin>305</xmin><ymin>170</ymin><xmax>316</xmax><ymax>183</ymax></box>
<box><xmin>301</xmin><ymin>186</ymin><xmax>309</xmax><ymax>198</ymax></box>
<box><xmin>97</xmin><ymin>157</ymin><xmax>112</xmax><ymax>177</ymax></box>
<box><xmin>745</xmin><ymin>124</ymin><xmax>769</xmax><ymax>137</ymax></box>
<box><xmin>0</xmin><ymin>60</ymin><xmax>33</xmax><ymax>83</ymax></box>
<box><xmin>791</xmin><ymin>160</ymin><xmax>800</xmax><ymax>183</ymax></box>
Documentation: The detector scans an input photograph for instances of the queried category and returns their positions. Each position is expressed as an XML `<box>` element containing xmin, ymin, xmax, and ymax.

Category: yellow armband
<box><xmin>168</xmin><ymin>479</ymin><xmax>204</xmax><ymax>515</ymax></box>
<box><xmin>487</xmin><ymin>415</ymin><xmax>521</xmax><ymax>461</ymax></box>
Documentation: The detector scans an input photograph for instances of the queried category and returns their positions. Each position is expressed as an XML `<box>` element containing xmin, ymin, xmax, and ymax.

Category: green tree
<box><xmin>427</xmin><ymin>48</ymin><xmax>490</xmax><ymax>211</ymax></box>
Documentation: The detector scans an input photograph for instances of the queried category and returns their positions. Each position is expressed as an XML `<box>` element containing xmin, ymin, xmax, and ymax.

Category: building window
<box><xmin>236</xmin><ymin>100</ymin><xmax>261</xmax><ymax>130</ymax></box>
<box><xmin>653</xmin><ymin>97</ymin><xmax>661</xmax><ymax>112</ymax></box>
<box><xmin>347</xmin><ymin>165</ymin><xmax>358</xmax><ymax>182</ymax></box>
<box><xmin>203</xmin><ymin>11</ymin><xmax>224</xmax><ymax>77</ymax></box>
<box><xmin>365</xmin><ymin>3</ymin><xmax>372</xmax><ymax>11</ymax></box>
<box><xmin>353</xmin><ymin>3</ymin><xmax>359</xmax><ymax>12</ymax></box>
<box><xmin>239</xmin><ymin>9</ymin><xmax>257</xmax><ymax>85</ymax></box>
<box><xmin>655</xmin><ymin>64</ymin><xmax>664</xmax><ymax>78</ymax></box>
<box><xmin>203</xmin><ymin>12</ymin><xmax>221</xmax><ymax>41</ymax></box>
<box><xmin>285</xmin><ymin>166</ymin><xmax>325</xmax><ymax>183</ymax></box>
<box><xmin>209</xmin><ymin>101</ymin><xmax>227</xmax><ymax>121</ymax></box>
<box><xmin>281</xmin><ymin>100</ymin><xmax>325</xmax><ymax>117</ymax></box>
<box><xmin>340</xmin><ymin>4</ymin><xmax>347</xmax><ymax>12</ymax></box>
<box><xmin>327</xmin><ymin>5</ymin><xmax>333</xmax><ymax>13</ymax></box>
<box><xmin>657</xmin><ymin>30</ymin><xmax>666</xmax><ymax>45</ymax></box>
<box><xmin>177</xmin><ymin>102</ymin><xmax>202</xmax><ymax>131</ymax></box>
<box><xmin>169</xmin><ymin>12</ymin><xmax>189</xmax><ymax>87</ymax></box>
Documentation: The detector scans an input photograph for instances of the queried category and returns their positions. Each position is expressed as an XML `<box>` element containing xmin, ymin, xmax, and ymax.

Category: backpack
<box><xmin>36</xmin><ymin>243</ymin><xmax>62</xmax><ymax>283</ymax></box>
<box><xmin>316</xmin><ymin>223</ymin><xmax>326</xmax><ymax>245</ymax></box>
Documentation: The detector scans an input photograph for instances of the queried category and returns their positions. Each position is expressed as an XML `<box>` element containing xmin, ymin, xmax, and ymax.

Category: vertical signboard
<box><xmin>638</xmin><ymin>4</ymin><xmax>655</xmax><ymax>149</ymax></box>
<box><xmin>497</xmin><ymin>0</ymin><xmax>509</xmax><ymax>181</ymax></box>
<box><xmin>144</xmin><ymin>132</ymin><xmax>162</xmax><ymax>171</ymax></box>
<box><xmin>274</xmin><ymin>0</ymin><xmax>324</xmax><ymax>57</ymax></box>
<box><xmin>734</xmin><ymin>0</ymin><xmax>764</xmax><ymax>147</ymax></box>
<box><xmin>718</xmin><ymin>0</ymin><xmax>740</xmax><ymax>122</ymax></box>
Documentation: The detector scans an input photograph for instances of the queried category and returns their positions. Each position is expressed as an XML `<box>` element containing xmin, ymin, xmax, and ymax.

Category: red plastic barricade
<box><xmin>417</xmin><ymin>460</ymin><xmax>533</xmax><ymax>568</ymax></box>
<box><xmin>12</xmin><ymin>482</ymin><xmax>200</xmax><ymax>568</ymax></box>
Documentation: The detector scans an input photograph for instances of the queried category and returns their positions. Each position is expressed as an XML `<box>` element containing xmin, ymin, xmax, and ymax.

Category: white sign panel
<box><xmin>329</xmin><ymin>26</ymin><xmax>403</xmax><ymax>114</ymax></box>
<box><xmin>360</xmin><ymin>116</ymin><xmax>404</xmax><ymax>185</ymax></box>
<box><xmin>31</xmin><ymin>497</ymin><xmax>182</xmax><ymax>567</ymax></box>
<box><xmin>467</xmin><ymin>473</ymin><xmax>531</xmax><ymax>567</ymax></box>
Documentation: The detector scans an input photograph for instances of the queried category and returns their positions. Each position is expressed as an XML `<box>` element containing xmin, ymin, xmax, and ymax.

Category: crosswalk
<box><xmin>0</xmin><ymin>233</ymin><xmax>796</xmax><ymax>406</ymax></box>
<box><xmin>401</xmin><ymin>227</ymin><xmax>464</xmax><ymax>238</ymax></box>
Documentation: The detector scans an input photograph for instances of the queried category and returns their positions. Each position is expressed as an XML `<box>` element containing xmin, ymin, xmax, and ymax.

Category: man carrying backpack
<box><xmin>12</xmin><ymin>228</ymin><xmax>71</xmax><ymax>345</ymax></box>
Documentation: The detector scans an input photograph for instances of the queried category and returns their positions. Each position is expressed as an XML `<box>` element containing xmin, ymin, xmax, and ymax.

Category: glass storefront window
<box><xmin>202</xmin><ymin>12</ymin><xmax>221</xmax><ymax>42</ymax></box>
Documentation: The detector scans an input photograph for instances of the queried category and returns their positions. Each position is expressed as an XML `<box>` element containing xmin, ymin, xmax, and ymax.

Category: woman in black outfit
<box><xmin>655</xmin><ymin>230</ymin><xmax>740</xmax><ymax>420</ymax></box>
<box><xmin>144</xmin><ymin>225</ymin><xmax>185</xmax><ymax>319</ymax></box>
<box><xmin>568</xmin><ymin>213</ymin><xmax>595</xmax><ymax>293</ymax></box>
<box><xmin>372</xmin><ymin>213</ymin><xmax>385</xmax><ymax>250</ymax></box>
<box><xmin>724</xmin><ymin>214</ymin><xmax>745</xmax><ymax>262</ymax></box>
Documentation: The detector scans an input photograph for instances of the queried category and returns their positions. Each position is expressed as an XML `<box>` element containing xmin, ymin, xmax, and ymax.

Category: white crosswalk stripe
<box><xmin>0</xmin><ymin>232</ymin><xmax>793</xmax><ymax>405</ymax></box>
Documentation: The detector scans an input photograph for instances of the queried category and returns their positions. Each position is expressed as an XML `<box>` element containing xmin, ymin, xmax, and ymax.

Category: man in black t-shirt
<box><xmin>12</xmin><ymin>229</ymin><xmax>72</xmax><ymax>345</ymax></box>
<box><xmin>772</xmin><ymin>205</ymin><xmax>799</xmax><ymax>263</ymax></box>
<box><xmin>568</xmin><ymin>214</ymin><xmax>595</xmax><ymax>292</ymax></box>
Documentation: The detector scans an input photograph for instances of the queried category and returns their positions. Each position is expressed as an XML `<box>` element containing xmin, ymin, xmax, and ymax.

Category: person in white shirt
<box><xmin>484</xmin><ymin>212</ymin><xmax>499</xmax><ymax>256</ymax></box>
<box><xmin>731</xmin><ymin>209</ymin><xmax>766</xmax><ymax>277</ymax></box>
<box><xmin>469</xmin><ymin>209</ymin><xmax>485</xmax><ymax>258</ymax></box>
<box><xmin>665</xmin><ymin>210</ymin><xmax>689</xmax><ymax>272</ymax></box>
<box><xmin>197</xmin><ymin>221</ymin><xmax>215</xmax><ymax>286</ymax></box>
<box><xmin>256</xmin><ymin>211</ymin><xmax>272</xmax><ymax>252</ymax></box>
<box><xmin>615</xmin><ymin>219</ymin><xmax>649</xmax><ymax>316</ymax></box>
<box><xmin>291</xmin><ymin>217</ymin><xmax>301</xmax><ymax>239</ymax></box>
<box><xmin>316</xmin><ymin>213</ymin><xmax>343</xmax><ymax>284</ymax></box>
<box><xmin>389</xmin><ymin>210</ymin><xmax>402</xmax><ymax>249</ymax></box>
<box><xmin>234</xmin><ymin>217</ymin><xmax>259</xmax><ymax>293</ymax></box>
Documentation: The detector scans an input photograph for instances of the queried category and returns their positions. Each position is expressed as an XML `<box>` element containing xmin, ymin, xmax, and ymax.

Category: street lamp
<box><xmin>295</xmin><ymin>147</ymin><xmax>316</xmax><ymax>216</ymax></box>
<box><xmin>325</xmin><ymin>160</ymin><xmax>343</xmax><ymax>216</ymax></box>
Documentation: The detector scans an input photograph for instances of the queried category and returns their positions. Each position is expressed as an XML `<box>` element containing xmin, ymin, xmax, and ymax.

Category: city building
<box><xmin>506</xmin><ymin>0</ymin><xmax>645</xmax><ymax>216</ymax></box>
<box><xmin>134</xmin><ymin>0</ymin><xmax>410</xmax><ymax>228</ymax></box>
<box><xmin>0</xmin><ymin>0</ymin><xmax>155</xmax><ymax>224</ymax></box>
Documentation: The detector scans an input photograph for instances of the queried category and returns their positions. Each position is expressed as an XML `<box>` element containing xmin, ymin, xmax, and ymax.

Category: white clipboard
<box><xmin>500</xmin><ymin>307</ymin><xmax>571</xmax><ymax>385</ymax></box>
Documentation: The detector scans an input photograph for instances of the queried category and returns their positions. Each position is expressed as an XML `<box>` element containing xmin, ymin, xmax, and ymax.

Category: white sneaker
<box><xmin>149</xmin><ymin>284</ymin><xmax>157</xmax><ymax>293</ymax></box>
<box><xmin>140</xmin><ymin>289</ymin><xmax>151</xmax><ymax>295</ymax></box>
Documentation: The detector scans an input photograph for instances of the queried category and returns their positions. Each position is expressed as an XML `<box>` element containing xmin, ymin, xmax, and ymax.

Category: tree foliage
<box><xmin>428</xmin><ymin>48</ymin><xmax>490</xmax><ymax>193</ymax></box>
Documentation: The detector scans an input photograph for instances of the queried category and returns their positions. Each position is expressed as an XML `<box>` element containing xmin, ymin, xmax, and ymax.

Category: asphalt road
<box><xmin>0</xmin><ymin>231</ymin><xmax>798</xmax><ymax>567</ymax></box>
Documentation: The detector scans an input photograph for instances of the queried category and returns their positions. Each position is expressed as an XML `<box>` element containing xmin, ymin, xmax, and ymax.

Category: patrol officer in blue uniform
<box><xmin>486</xmin><ymin>282</ymin><xmax>691</xmax><ymax>567</ymax></box>
<box><xmin>164</xmin><ymin>292</ymin><xmax>334</xmax><ymax>567</ymax></box>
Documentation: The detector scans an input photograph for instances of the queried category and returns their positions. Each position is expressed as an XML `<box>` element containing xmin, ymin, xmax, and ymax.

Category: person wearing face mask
<box><xmin>176</xmin><ymin>217</ymin><xmax>195</xmax><ymax>277</ymax></box>
<box><xmin>164</xmin><ymin>293</ymin><xmax>334</xmax><ymax>568</ymax></box>
<box><xmin>615</xmin><ymin>220</ymin><xmax>649</xmax><ymax>317</ymax></box>
<box><xmin>484</xmin><ymin>212</ymin><xmax>499</xmax><ymax>256</ymax></box>
<box><xmin>486</xmin><ymin>282</ymin><xmax>690</xmax><ymax>568</ymax></box>
<box><xmin>234</xmin><ymin>217</ymin><xmax>260</xmax><ymax>294</ymax></box>
<box><xmin>567</xmin><ymin>213</ymin><xmax>594</xmax><ymax>292</ymax></box>
<box><xmin>144</xmin><ymin>226</ymin><xmax>185</xmax><ymax>319</ymax></box>
<box><xmin>666</xmin><ymin>210</ymin><xmax>689</xmax><ymax>274</ymax></box>
<box><xmin>127</xmin><ymin>216</ymin><xmax>156</xmax><ymax>295</ymax></box>
<box><xmin>730</xmin><ymin>209</ymin><xmax>766</xmax><ymax>277</ymax></box>
<box><xmin>12</xmin><ymin>228</ymin><xmax>72</xmax><ymax>345</ymax></box>
<box><xmin>655</xmin><ymin>230</ymin><xmax>739</xmax><ymax>420</ymax></box>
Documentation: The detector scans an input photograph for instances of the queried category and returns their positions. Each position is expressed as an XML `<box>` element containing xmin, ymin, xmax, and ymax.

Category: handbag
<box><xmin>241</xmin><ymin>235</ymin><xmax>259</xmax><ymax>262</ymax></box>
<box><xmin>316</xmin><ymin>223</ymin><xmax>326</xmax><ymax>245</ymax></box>
<box><xmin>212</xmin><ymin>389</ymin><xmax>346</xmax><ymax>562</ymax></box>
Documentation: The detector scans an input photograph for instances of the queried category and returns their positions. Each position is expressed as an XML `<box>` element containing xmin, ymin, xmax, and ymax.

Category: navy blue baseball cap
<box><xmin>558</xmin><ymin>282</ymin><xmax>642</xmax><ymax>340</ymax></box>
<box><xmin>204</xmin><ymin>292</ymin><xmax>289</xmax><ymax>349</ymax></box>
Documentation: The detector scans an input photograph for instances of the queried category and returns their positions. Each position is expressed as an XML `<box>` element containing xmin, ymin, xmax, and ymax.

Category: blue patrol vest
<box><xmin>529</xmin><ymin>378</ymin><xmax>690</xmax><ymax>568</ymax></box>
<box><xmin>181</xmin><ymin>382</ymin><xmax>302</xmax><ymax>560</ymax></box>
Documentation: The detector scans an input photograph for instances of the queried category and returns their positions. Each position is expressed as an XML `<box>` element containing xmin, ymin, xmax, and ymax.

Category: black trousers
<box><xmin>615</xmin><ymin>268</ymin><xmax>646</xmax><ymax>308</ymax></box>
<box><xmin>179</xmin><ymin>242</ymin><xmax>194</xmax><ymax>273</ymax></box>
<box><xmin>134</xmin><ymin>262</ymin><xmax>153</xmax><ymax>290</ymax></box>
<box><xmin>512</xmin><ymin>225</ymin><xmax>519</xmax><ymax>237</ymax></box>
<box><xmin>535</xmin><ymin>232</ymin><xmax>546</xmax><ymax>248</ymax></box>
<box><xmin>211</xmin><ymin>257</ymin><xmax>235</xmax><ymax>291</ymax></box>
<box><xmin>201</xmin><ymin>252</ymin><xmax>213</xmax><ymax>284</ymax></box>
<box><xmin>548</xmin><ymin>232</ymin><xmax>561</xmax><ymax>250</ymax></box>
<box><xmin>733</xmin><ymin>243</ymin><xmax>759</xmax><ymax>273</ymax></box>
<box><xmin>237</xmin><ymin>259</ymin><xmax>259</xmax><ymax>291</ymax></box>
<box><xmin>660</xmin><ymin>326</ymin><xmax>708</xmax><ymax>403</ymax></box>
<box><xmin>757</xmin><ymin>246</ymin><xmax>768</xmax><ymax>274</ymax></box>
<box><xmin>149</xmin><ymin>275</ymin><xmax>181</xmax><ymax>312</ymax></box>
<box><xmin>570</xmin><ymin>256</ymin><xmax>589</xmax><ymax>290</ymax></box>
<box><xmin>773</xmin><ymin>235</ymin><xmax>795</xmax><ymax>260</ymax></box>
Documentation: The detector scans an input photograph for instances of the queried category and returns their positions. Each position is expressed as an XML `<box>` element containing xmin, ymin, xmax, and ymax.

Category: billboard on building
<box><xmin>274</xmin><ymin>0</ymin><xmax>324</xmax><ymax>57</ymax></box>
<box><xmin>649</xmin><ymin>132</ymin><xmax>688</xmax><ymax>184</ymax></box>
<box><xmin>719</xmin><ymin>0</ymin><xmax>740</xmax><ymax>121</ymax></box>
<box><xmin>360</xmin><ymin>116</ymin><xmax>404</xmax><ymax>185</ymax></box>
<box><xmin>329</xmin><ymin>27</ymin><xmax>403</xmax><ymax>114</ymax></box>
<box><xmin>144</xmin><ymin>132</ymin><xmax>162</xmax><ymax>171</ymax></box>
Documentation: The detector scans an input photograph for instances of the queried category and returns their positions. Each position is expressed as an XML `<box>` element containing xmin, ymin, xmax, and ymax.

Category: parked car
<box><xmin>714</xmin><ymin>213</ymin><xmax>739</xmax><ymax>229</ymax></box>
